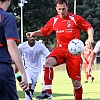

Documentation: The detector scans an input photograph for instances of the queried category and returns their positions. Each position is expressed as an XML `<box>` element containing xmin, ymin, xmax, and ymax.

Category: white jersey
<box><xmin>94</xmin><ymin>40</ymin><xmax>100</xmax><ymax>53</ymax></box>
<box><xmin>18</xmin><ymin>40</ymin><xmax>50</xmax><ymax>73</ymax></box>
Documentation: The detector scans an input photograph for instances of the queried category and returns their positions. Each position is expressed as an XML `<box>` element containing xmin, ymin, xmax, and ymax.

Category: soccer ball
<box><xmin>68</xmin><ymin>39</ymin><xmax>84</xmax><ymax>55</ymax></box>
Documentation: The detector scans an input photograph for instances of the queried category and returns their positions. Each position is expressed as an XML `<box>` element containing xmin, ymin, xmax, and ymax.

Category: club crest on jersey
<box><xmin>67</xmin><ymin>20</ymin><xmax>71</xmax><ymax>27</ymax></box>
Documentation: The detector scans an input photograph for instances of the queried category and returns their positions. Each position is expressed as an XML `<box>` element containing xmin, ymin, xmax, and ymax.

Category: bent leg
<box><xmin>43</xmin><ymin>57</ymin><xmax>57</xmax><ymax>94</ymax></box>
<box><xmin>36</xmin><ymin>48</ymin><xmax>66</xmax><ymax>99</ymax></box>
<box><xmin>44</xmin><ymin>66</ymin><xmax>54</xmax><ymax>94</ymax></box>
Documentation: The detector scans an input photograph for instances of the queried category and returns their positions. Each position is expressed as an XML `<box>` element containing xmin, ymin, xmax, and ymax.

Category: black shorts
<box><xmin>0</xmin><ymin>63</ymin><xmax>18</xmax><ymax>100</ymax></box>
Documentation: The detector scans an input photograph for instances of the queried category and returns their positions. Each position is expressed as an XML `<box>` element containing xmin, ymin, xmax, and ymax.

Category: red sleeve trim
<box><xmin>0</xmin><ymin>43</ymin><xmax>3</xmax><ymax>46</ymax></box>
<box><xmin>87</xmin><ymin>27</ymin><xmax>93</xmax><ymax>32</ymax></box>
<box><xmin>6</xmin><ymin>38</ymin><xmax>20</xmax><ymax>42</ymax></box>
<box><xmin>0</xmin><ymin>7</ymin><xmax>4</xmax><ymax>10</ymax></box>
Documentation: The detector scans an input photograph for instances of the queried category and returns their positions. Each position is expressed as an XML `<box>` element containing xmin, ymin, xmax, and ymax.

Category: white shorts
<box><xmin>25</xmin><ymin>68</ymin><xmax>39</xmax><ymax>90</ymax></box>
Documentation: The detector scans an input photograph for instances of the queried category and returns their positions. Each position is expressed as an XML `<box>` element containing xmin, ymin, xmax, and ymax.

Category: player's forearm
<box><xmin>33</xmin><ymin>30</ymin><xmax>43</xmax><ymax>37</ymax></box>
<box><xmin>89</xmin><ymin>51</ymin><xmax>96</xmax><ymax>65</ymax></box>
<box><xmin>87</xmin><ymin>28</ymin><xmax>94</xmax><ymax>42</ymax></box>
<box><xmin>7</xmin><ymin>40</ymin><xmax>26</xmax><ymax>75</ymax></box>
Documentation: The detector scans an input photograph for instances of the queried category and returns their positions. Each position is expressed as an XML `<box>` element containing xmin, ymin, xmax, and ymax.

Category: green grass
<box><xmin>17</xmin><ymin>69</ymin><xmax>100</xmax><ymax>100</ymax></box>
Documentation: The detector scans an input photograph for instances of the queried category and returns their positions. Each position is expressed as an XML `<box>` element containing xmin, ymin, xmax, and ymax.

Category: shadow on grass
<box><xmin>18</xmin><ymin>91</ymin><xmax>25</xmax><ymax>98</ymax></box>
<box><xmin>18</xmin><ymin>91</ymin><xmax>73</xmax><ymax>98</ymax></box>
<box><xmin>18</xmin><ymin>91</ymin><xmax>100</xmax><ymax>100</ymax></box>
<box><xmin>61</xmin><ymin>99</ymin><xmax>100</xmax><ymax>100</ymax></box>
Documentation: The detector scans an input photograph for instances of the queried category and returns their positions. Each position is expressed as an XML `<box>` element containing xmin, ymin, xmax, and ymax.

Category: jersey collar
<box><xmin>0</xmin><ymin>7</ymin><xmax>4</xmax><ymax>10</ymax></box>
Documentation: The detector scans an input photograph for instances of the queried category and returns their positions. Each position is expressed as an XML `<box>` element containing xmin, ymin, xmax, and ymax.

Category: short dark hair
<box><xmin>0</xmin><ymin>0</ymin><xmax>7</xmax><ymax>2</ymax></box>
<box><xmin>55</xmin><ymin>0</ymin><xmax>68</xmax><ymax>6</ymax></box>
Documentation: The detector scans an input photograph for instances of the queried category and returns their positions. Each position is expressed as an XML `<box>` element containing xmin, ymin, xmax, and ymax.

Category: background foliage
<box><xmin>8</xmin><ymin>0</ymin><xmax>100</xmax><ymax>49</ymax></box>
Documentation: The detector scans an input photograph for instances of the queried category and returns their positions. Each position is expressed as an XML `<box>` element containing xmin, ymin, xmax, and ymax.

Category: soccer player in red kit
<box><xmin>81</xmin><ymin>40</ymin><xmax>94</xmax><ymax>83</ymax></box>
<box><xmin>26</xmin><ymin>0</ymin><xmax>94</xmax><ymax>99</ymax></box>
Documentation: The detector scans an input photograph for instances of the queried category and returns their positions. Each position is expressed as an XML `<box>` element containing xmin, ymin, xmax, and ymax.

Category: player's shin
<box><xmin>44</xmin><ymin>66</ymin><xmax>54</xmax><ymax>94</ymax></box>
<box><xmin>74</xmin><ymin>85</ymin><xmax>83</xmax><ymax>100</ymax></box>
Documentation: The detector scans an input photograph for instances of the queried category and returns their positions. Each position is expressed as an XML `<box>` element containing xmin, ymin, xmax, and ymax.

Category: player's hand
<box><xmin>87</xmin><ymin>38</ymin><xmax>94</xmax><ymax>46</ymax></box>
<box><xmin>86</xmin><ymin>64</ymin><xmax>92</xmax><ymax>75</ymax></box>
<box><xmin>19</xmin><ymin>74</ymin><xmax>29</xmax><ymax>91</ymax></box>
<box><xmin>26</xmin><ymin>32</ymin><xmax>35</xmax><ymax>38</ymax></box>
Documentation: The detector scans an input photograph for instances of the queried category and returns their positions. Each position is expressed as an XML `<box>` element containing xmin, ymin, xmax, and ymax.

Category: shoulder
<box><xmin>48</xmin><ymin>15</ymin><xmax>59</xmax><ymax>21</ymax></box>
<box><xmin>68</xmin><ymin>12</ymin><xmax>84</xmax><ymax>20</ymax></box>
<box><xmin>0</xmin><ymin>10</ymin><xmax>15</xmax><ymax>21</ymax></box>
<box><xmin>97</xmin><ymin>40</ymin><xmax>100</xmax><ymax>43</ymax></box>
<box><xmin>96</xmin><ymin>40</ymin><xmax>100</xmax><ymax>46</ymax></box>
<box><xmin>4</xmin><ymin>12</ymin><xmax>15</xmax><ymax>20</ymax></box>
<box><xmin>2</xmin><ymin>13</ymin><xmax>16</xmax><ymax>25</ymax></box>
<box><xmin>18</xmin><ymin>41</ymin><xmax>28</xmax><ymax>48</ymax></box>
<box><xmin>0</xmin><ymin>8</ymin><xmax>14</xmax><ymax>18</ymax></box>
<box><xmin>35</xmin><ymin>41</ymin><xmax>44</xmax><ymax>46</ymax></box>
<box><xmin>94</xmin><ymin>40</ymin><xmax>100</xmax><ymax>53</ymax></box>
<box><xmin>36</xmin><ymin>41</ymin><xmax>47</xmax><ymax>48</ymax></box>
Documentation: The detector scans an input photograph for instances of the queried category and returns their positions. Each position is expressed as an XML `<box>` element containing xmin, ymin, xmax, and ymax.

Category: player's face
<box><xmin>28</xmin><ymin>36</ymin><xmax>35</xmax><ymax>44</ymax></box>
<box><xmin>56</xmin><ymin>3</ymin><xmax>68</xmax><ymax>18</ymax></box>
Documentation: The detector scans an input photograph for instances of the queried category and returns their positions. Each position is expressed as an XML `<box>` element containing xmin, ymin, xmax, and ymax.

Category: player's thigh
<box><xmin>0</xmin><ymin>64</ymin><xmax>18</xmax><ymax>100</ymax></box>
<box><xmin>83</xmin><ymin>63</ymin><xmax>88</xmax><ymax>72</ymax></box>
<box><xmin>25</xmin><ymin>68</ymin><xmax>33</xmax><ymax>83</ymax></box>
<box><xmin>47</xmin><ymin>48</ymin><xmax>66</xmax><ymax>66</ymax></box>
<box><xmin>31</xmin><ymin>72</ymin><xmax>39</xmax><ymax>89</ymax></box>
<box><xmin>66</xmin><ymin>55</ymin><xmax>82</xmax><ymax>81</ymax></box>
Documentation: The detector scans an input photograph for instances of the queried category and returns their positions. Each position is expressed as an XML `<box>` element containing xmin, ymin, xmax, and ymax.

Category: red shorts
<box><xmin>48</xmin><ymin>47</ymin><xmax>82</xmax><ymax>81</ymax></box>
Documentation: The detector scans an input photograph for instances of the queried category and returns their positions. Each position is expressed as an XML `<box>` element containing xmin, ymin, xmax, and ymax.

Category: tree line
<box><xmin>8</xmin><ymin>0</ymin><xmax>100</xmax><ymax>49</ymax></box>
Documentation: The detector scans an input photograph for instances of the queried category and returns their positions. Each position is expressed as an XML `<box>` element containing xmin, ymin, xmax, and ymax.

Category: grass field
<box><xmin>17</xmin><ymin>64</ymin><xmax>100</xmax><ymax>100</ymax></box>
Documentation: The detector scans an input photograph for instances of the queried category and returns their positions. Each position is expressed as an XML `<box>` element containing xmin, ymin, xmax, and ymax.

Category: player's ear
<box><xmin>7</xmin><ymin>0</ymin><xmax>11</xmax><ymax>5</ymax></box>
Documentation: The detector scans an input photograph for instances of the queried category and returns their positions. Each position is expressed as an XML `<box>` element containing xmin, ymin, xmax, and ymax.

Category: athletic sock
<box><xmin>86</xmin><ymin>72</ymin><xmax>89</xmax><ymax>80</ymax></box>
<box><xmin>44</xmin><ymin>66</ymin><xmax>54</xmax><ymax>94</ymax></box>
<box><xmin>74</xmin><ymin>85</ymin><xmax>83</xmax><ymax>100</ymax></box>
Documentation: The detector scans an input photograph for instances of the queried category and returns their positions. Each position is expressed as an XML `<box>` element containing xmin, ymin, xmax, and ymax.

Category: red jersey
<box><xmin>41</xmin><ymin>12</ymin><xmax>92</xmax><ymax>49</ymax></box>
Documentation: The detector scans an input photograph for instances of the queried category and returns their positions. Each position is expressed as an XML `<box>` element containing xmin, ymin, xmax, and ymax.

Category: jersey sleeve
<box><xmin>41</xmin><ymin>17</ymin><xmax>54</xmax><ymax>36</ymax></box>
<box><xmin>41</xmin><ymin>44</ymin><xmax>50</xmax><ymax>57</ymax></box>
<box><xmin>75</xmin><ymin>15</ymin><xmax>93</xmax><ymax>32</ymax></box>
<box><xmin>94</xmin><ymin>41</ymin><xmax>100</xmax><ymax>53</ymax></box>
<box><xmin>18</xmin><ymin>44</ymin><xmax>23</xmax><ymax>55</ymax></box>
<box><xmin>3</xmin><ymin>14</ymin><xmax>20</xmax><ymax>42</ymax></box>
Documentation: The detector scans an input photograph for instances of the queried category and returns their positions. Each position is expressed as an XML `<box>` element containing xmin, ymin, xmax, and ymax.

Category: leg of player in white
<box><xmin>39</xmin><ymin>64</ymin><xmax>45</xmax><ymax>91</ymax></box>
<box><xmin>25</xmin><ymin>69</ymin><xmax>39</xmax><ymax>100</ymax></box>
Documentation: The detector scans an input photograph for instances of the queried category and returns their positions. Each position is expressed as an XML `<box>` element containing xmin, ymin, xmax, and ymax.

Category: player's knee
<box><xmin>45</xmin><ymin>60</ymin><xmax>51</xmax><ymax>66</ymax></box>
<box><xmin>72</xmin><ymin>80</ymin><xmax>81</xmax><ymax>87</ymax></box>
<box><xmin>45</xmin><ymin>57</ymin><xmax>57</xmax><ymax>66</ymax></box>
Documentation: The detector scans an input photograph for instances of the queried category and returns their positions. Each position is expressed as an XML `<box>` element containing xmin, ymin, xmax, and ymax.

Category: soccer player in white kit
<box><xmin>86</xmin><ymin>40</ymin><xmax>100</xmax><ymax>75</ymax></box>
<box><xmin>18</xmin><ymin>36</ymin><xmax>50</xmax><ymax>100</ymax></box>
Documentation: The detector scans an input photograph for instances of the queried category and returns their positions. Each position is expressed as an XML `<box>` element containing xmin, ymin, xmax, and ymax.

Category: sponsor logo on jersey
<box><xmin>56</xmin><ymin>28</ymin><xmax>74</xmax><ymax>33</ymax></box>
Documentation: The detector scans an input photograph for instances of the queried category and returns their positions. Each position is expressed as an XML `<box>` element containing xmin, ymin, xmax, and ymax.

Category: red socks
<box><xmin>74</xmin><ymin>85</ymin><xmax>83</xmax><ymax>100</ymax></box>
<box><xmin>86</xmin><ymin>72</ymin><xmax>92</xmax><ymax>80</ymax></box>
<box><xmin>44</xmin><ymin>66</ymin><xmax>83</xmax><ymax>99</ymax></box>
<box><xmin>44</xmin><ymin>66</ymin><xmax>54</xmax><ymax>94</ymax></box>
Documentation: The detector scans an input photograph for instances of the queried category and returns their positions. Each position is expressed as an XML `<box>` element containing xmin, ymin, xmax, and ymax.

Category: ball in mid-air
<box><xmin>68</xmin><ymin>39</ymin><xmax>84</xmax><ymax>55</ymax></box>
